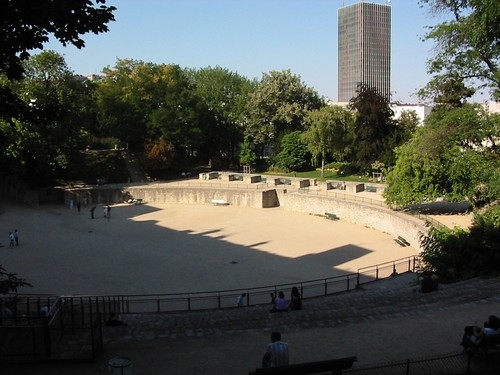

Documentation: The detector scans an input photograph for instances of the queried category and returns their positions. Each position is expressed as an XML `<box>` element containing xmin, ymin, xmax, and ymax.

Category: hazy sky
<box><xmin>45</xmin><ymin>0</ymin><xmax>447</xmax><ymax>103</ymax></box>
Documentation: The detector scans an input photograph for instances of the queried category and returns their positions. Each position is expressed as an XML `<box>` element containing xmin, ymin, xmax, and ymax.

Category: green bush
<box><xmin>419</xmin><ymin>204</ymin><xmax>500</xmax><ymax>281</ymax></box>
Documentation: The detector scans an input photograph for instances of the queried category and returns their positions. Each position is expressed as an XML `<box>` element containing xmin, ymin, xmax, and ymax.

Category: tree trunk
<box><xmin>320</xmin><ymin>150</ymin><xmax>325</xmax><ymax>178</ymax></box>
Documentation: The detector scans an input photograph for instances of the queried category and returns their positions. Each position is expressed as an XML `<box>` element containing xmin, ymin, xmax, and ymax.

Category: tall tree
<box><xmin>4</xmin><ymin>51</ymin><xmax>94</xmax><ymax>184</ymax></box>
<box><xmin>187</xmin><ymin>66</ymin><xmax>254</xmax><ymax>163</ymax></box>
<box><xmin>303</xmin><ymin>105</ymin><xmax>355</xmax><ymax>178</ymax></box>
<box><xmin>96</xmin><ymin>60</ymin><xmax>201</xmax><ymax>155</ymax></box>
<box><xmin>419</xmin><ymin>0</ymin><xmax>500</xmax><ymax>100</ymax></box>
<box><xmin>385</xmin><ymin>104</ymin><xmax>500</xmax><ymax>208</ymax></box>
<box><xmin>0</xmin><ymin>0</ymin><xmax>115</xmax><ymax>182</ymax></box>
<box><xmin>246</xmin><ymin>70</ymin><xmax>323</xmax><ymax>156</ymax></box>
<box><xmin>348</xmin><ymin>84</ymin><xmax>397</xmax><ymax>172</ymax></box>
<box><xmin>277</xmin><ymin>131</ymin><xmax>309</xmax><ymax>172</ymax></box>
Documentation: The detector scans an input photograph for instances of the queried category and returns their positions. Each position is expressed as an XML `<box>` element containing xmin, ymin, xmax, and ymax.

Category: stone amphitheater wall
<box><xmin>62</xmin><ymin>185</ymin><xmax>426</xmax><ymax>250</ymax></box>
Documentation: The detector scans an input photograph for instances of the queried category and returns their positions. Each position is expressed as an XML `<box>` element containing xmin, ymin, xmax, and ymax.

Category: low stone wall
<box><xmin>61</xmin><ymin>183</ymin><xmax>427</xmax><ymax>250</ymax></box>
<box><xmin>278</xmin><ymin>192</ymin><xmax>425</xmax><ymax>249</ymax></box>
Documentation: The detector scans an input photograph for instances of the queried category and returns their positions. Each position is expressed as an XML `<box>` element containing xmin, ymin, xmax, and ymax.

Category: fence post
<box><xmin>406</xmin><ymin>358</ymin><xmax>410</xmax><ymax>375</ymax></box>
<box><xmin>376</xmin><ymin>266</ymin><xmax>379</xmax><ymax>281</ymax></box>
<box><xmin>218</xmin><ymin>293</ymin><xmax>221</xmax><ymax>309</ymax></box>
<box><xmin>324</xmin><ymin>279</ymin><xmax>328</xmax><ymax>296</ymax></box>
<box><xmin>188</xmin><ymin>296</ymin><xmax>191</xmax><ymax>311</ymax></box>
<box><xmin>356</xmin><ymin>272</ymin><xmax>360</xmax><ymax>288</ymax></box>
<box><xmin>347</xmin><ymin>275</ymin><xmax>350</xmax><ymax>291</ymax></box>
<box><xmin>157</xmin><ymin>297</ymin><xmax>160</xmax><ymax>313</ymax></box>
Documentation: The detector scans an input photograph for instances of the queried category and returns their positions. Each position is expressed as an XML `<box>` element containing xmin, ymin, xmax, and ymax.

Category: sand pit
<box><xmin>0</xmin><ymin>202</ymin><xmax>418</xmax><ymax>296</ymax></box>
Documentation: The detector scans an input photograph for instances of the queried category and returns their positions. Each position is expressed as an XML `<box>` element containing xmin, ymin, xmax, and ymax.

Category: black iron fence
<box><xmin>1</xmin><ymin>256</ymin><xmax>419</xmax><ymax>320</ymax></box>
<box><xmin>0</xmin><ymin>255</ymin><xmax>419</xmax><ymax>363</ymax></box>
<box><xmin>345</xmin><ymin>351</ymin><xmax>500</xmax><ymax>374</ymax></box>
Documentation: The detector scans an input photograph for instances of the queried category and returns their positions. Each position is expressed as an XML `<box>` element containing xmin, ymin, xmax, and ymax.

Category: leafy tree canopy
<box><xmin>385</xmin><ymin>104</ymin><xmax>500</xmax><ymax>208</ymax></box>
<box><xmin>348</xmin><ymin>84</ymin><xmax>397</xmax><ymax>171</ymax></box>
<box><xmin>303</xmin><ymin>105</ymin><xmax>355</xmax><ymax>177</ymax></box>
<box><xmin>419</xmin><ymin>0</ymin><xmax>500</xmax><ymax>100</ymax></box>
<box><xmin>419</xmin><ymin>203</ymin><xmax>500</xmax><ymax>282</ymax></box>
<box><xmin>187</xmin><ymin>66</ymin><xmax>255</xmax><ymax>162</ymax></box>
<box><xmin>0</xmin><ymin>0</ymin><xmax>116</xmax><ymax>80</ymax></box>
<box><xmin>246</xmin><ymin>70</ymin><xmax>323</xmax><ymax>153</ymax></box>
<box><xmin>277</xmin><ymin>131</ymin><xmax>309</xmax><ymax>172</ymax></box>
<box><xmin>3</xmin><ymin>51</ymin><xmax>95</xmax><ymax>184</ymax></box>
<box><xmin>0</xmin><ymin>265</ymin><xmax>32</xmax><ymax>295</ymax></box>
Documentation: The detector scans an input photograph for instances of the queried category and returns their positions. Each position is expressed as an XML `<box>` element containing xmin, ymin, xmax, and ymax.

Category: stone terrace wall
<box><xmin>279</xmin><ymin>191</ymin><xmax>426</xmax><ymax>249</ymax></box>
<box><xmin>62</xmin><ymin>183</ymin><xmax>427</xmax><ymax>250</ymax></box>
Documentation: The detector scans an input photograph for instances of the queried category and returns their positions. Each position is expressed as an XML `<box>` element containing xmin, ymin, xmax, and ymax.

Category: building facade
<box><xmin>338</xmin><ymin>2</ymin><xmax>391</xmax><ymax>102</ymax></box>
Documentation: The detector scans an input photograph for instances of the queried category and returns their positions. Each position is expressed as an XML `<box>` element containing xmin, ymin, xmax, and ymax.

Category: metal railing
<box><xmin>11</xmin><ymin>256</ymin><xmax>417</xmax><ymax>316</ymax></box>
<box><xmin>344</xmin><ymin>351</ymin><xmax>491</xmax><ymax>375</ymax></box>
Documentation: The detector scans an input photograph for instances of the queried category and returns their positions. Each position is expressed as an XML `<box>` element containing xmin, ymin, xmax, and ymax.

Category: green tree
<box><xmin>420</xmin><ymin>0</ymin><xmax>500</xmax><ymax>99</ymax></box>
<box><xmin>246</xmin><ymin>70</ymin><xmax>323</xmax><ymax>156</ymax></box>
<box><xmin>239</xmin><ymin>138</ymin><xmax>257</xmax><ymax>167</ymax></box>
<box><xmin>277</xmin><ymin>131</ymin><xmax>309</xmax><ymax>172</ymax></box>
<box><xmin>96</xmin><ymin>60</ymin><xmax>203</xmax><ymax>160</ymax></box>
<box><xmin>0</xmin><ymin>1</ymin><xmax>115</xmax><ymax>181</ymax></box>
<box><xmin>5</xmin><ymin>51</ymin><xmax>94</xmax><ymax>184</ymax></box>
<box><xmin>395</xmin><ymin>109</ymin><xmax>420</xmax><ymax>143</ymax></box>
<box><xmin>0</xmin><ymin>0</ymin><xmax>115</xmax><ymax>80</ymax></box>
<box><xmin>188</xmin><ymin>66</ymin><xmax>254</xmax><ymax>164</ymax></box>
<box><xmin>303</xmin><ymin>105</ymin><xmax>355</xmax><ymax>178</ymax></box>
<box><xmin>385</xmin><ymin>104</ymin><xmax>500</xmax><ymax>208</ymax></box>
<box><xmin>348</xmin><ymin>85</ymin><xmax>397</xmax><ymax>171</ymax></box>
<box><xmin>419</xmin><ymin>204</ymin><xmax>500</xmax><ymax>281</ymax></box>
<box><xmin>0</xmin><ymin>265</ymin><xmax>32</xmax><ymax>294</ymax></box>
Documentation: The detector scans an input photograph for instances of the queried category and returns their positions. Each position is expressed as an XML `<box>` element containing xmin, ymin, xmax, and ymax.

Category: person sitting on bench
<box><xmin>269</xmin><ymin>291</ymin><xmax>288</xmax><ymax>313</ymax></box>
<box><xmin>262</xmin><ymin>331</ymin><xmax>289</xmax><ymax>368</ymax></box>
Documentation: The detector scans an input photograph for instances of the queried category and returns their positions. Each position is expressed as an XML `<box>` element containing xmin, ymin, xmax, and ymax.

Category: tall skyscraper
<box><xmin>338</xmin><ymin>2</ymin><xmax>391</xmax><ymax>102</ymax></box>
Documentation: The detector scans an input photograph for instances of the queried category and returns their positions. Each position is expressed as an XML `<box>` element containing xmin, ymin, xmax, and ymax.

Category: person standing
<box><xmin>8</xmin><ymin>232</ymin><xmax>15</xmax><ymax>247</ymax></box>
<box><xmin>262</xmin><ymin>331</ymin><xmax>290</xmax><ymax>368</ymax></box>
<box><xmin>14</xmin><ymin>229</ymin><xmax>19</xmax><ymax>246</ymax></box>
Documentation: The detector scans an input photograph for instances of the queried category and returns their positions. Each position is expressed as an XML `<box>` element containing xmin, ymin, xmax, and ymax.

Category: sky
<box><xmin>44</xmin><ymin>0</ymin><xmax>448</xmax><ymax>104</ymax></box>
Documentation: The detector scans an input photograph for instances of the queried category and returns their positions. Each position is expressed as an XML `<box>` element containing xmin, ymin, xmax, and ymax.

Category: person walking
<box><xmin>8</xmin><ymin>232</ymin><xmax>15</xmax><ymax>247</ymax></box>
<box><xmin>14</xmin><ymin>229</ymin><xmax>19</xmax><ymax>246</ymax></box>
<box><xmin>262</xmin><ymin>331</ymin><xmax>290</xmax><ymax>368</ymax></box>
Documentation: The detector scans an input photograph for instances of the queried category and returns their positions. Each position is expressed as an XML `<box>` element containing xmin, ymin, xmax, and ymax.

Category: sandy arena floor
<box><xmin>0</xmin><ymin>202</ymin><xmax>421</xmax><ymax>295</ymax></box>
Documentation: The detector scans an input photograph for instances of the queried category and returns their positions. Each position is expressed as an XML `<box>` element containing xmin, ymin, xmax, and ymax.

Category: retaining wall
<box><xmin>61</xmin><ymin>183</ymin><xmax>427</xmax><ymax>250</ymax></box>
<box><xmin>278</xmin><ymin>191</ymin><xmax>426</xmax><ymax>249</ymax></box>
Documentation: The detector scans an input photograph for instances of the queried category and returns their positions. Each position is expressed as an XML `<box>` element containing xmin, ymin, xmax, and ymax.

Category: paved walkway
<box><xmin>4</xmin><ymin>272</ymin><xmax>500</xmax><ymax>374</ymax></box>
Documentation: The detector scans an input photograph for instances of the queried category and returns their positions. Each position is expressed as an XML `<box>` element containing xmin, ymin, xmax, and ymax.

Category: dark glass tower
<box><xmin>338</xmin><ymin>2</ymin><xmax>391</xmax><ymax>102</ymax></box>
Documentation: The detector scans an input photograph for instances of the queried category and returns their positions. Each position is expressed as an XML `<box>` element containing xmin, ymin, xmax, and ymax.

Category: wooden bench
<box><xmin>325</xmin><ymin>212</ymin><xmax>339</xmax><ymax>221</ymax></box>
<box><xmin>398</xmin><ymin>236</ymin><xmax>410</xmax><ymax>246</ymax></box>
<box><xmin>394</xmin><ymin>238</ymin><xmax>406</xmax><ymax>246</ymax></box>
<box><xmin>249</xmin><ymin>356</ymin><xmax>357</xmax><ymax>375</ymax></box>
<box><xmin>211</xmin><ymin>199</ymin><xmax>229</xmax><ymax>206</ymax></box>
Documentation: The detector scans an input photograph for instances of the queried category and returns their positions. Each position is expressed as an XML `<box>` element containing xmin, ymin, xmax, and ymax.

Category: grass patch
<box><xmin>262</xmin><ymin>170</ymin><xmax>372</xmax><ymax>183</ymax></box>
